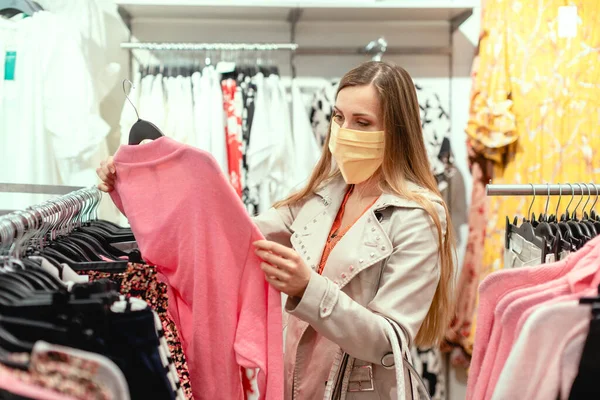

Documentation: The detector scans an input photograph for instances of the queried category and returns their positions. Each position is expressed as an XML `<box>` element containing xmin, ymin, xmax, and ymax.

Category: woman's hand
<box><xmin>254</xmin><ymin>240</ymin><xmax>312</xmax><ymax>298</ymax></box>
<box><xmin>96</xmin><ymin>139</ymin><xmax>154</xmax><ymax>192</ymax></box>
<box><xmin>96</xmin><ymin>156</ymin><xmax>116</xmax><ymax>193</ymax></box>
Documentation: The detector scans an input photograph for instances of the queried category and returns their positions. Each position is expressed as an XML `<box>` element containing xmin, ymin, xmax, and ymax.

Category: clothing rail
<box><xmin>486</xmin><ymin>184</ymin><xmax>600</xmax><ymax>196</ymax></box>
<box><xmin>295</xmin><ymin>46</ymin><xmax>452</xmax><ymax>56</ymax></box>
<box><xmin>121</xmin><ymin>42</ymin><xmax>299</xmax><ymax>51</ymax></box>
<box><xmin>0</xmin><ymin>186</ymin><xmax>102</xmax><ymax>245</ymax></box>
<box><xmin>0</xmin><ymin>183</ymin><xmax>85</xmax><ymax>195</ymax></box>
<box><xmin>120</xmin><ymin>41</ymin><xmax>451</xmax><ymax>56</ymax></box>
<box><xmin>0</xmin><ymin>183</ymin><xmax>86</xmax><ymax>216</ymax></box>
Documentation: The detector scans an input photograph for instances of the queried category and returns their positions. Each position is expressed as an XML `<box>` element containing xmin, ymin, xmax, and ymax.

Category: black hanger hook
<box><xmin>527</xmin><ymin>183</ymin><xmax>536</xmax><ymax>221</ymax></box>
<box><xmin>122</xmin><ymin>79</ymin><xmax>140</xmax><ymax>120</ymax></box>
<box><xmin>590</xmin><ymin>182</ymin><xmax>599</xmax><ymax>212</ymax></box>
<box><xmin>555</xmin><ymin>182</ymin><xmax>562</xmax><ymax>218</ymax></box>
<box><xmin>566</xmin><ymin>183</ymin><xmax>575</xmax><ymax>215</ymax></box>
<box><xmin>574</xmin><ymin>183</ymin><xmax>585</xmax><ymax>217</ymax></box>
<box><xmin>583</xmin><ymin>183</ymin><xmax>592</xmax><ymax>215</ymax></box>
<box><xmin>543</xmin><ymin>182</ymin><xmax>551</xmax><ymax>219</ymax></box>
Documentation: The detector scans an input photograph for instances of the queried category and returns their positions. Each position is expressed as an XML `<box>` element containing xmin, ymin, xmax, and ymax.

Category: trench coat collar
<box><xmin>314</xmin><ymin>175</ymin><xmax>430</xmax><ymax>211</ymax></box>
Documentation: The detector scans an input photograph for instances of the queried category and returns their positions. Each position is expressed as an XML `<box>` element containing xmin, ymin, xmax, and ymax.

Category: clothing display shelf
<box><xmin>116</xmin><ymin>0</ymin><xmax>475</xmax><ymax>25</ymax></box>
<box><xmin>0</xmin><ymin>183</ymin><xmax>86</xmax><ymax>216</ymax></box>
<box><xmin>116</xmin><ymin>0</ymin><xmax>475</xmax><ymax>57</ymax></box>
<box><xmin>486</xmin><ymin>184</ymin><xmax>600</xmax><ymax>197</ymax></box>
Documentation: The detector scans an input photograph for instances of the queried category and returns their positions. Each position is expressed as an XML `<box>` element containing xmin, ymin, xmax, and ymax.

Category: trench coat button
<box><xmin>311</xmin><ymin>265</ymin><xmax>316</xmax><ymax>270</ymax></box>
<box><xmin>367</xmin><ymin>217</ymin><xmax>371</xmax><ymax>223</ymax></box>
<box><xmin>371</xmin><ymin>227</ymin><xmax>376</xmax><ymax>232</ymax></box>
<box><xmin>304</xmin><ymin>226</ymin><xmax>307</xmax><ymax>230</ymax></box>
<box><xmin>301</xmin><ymin>245</ymin><xmax>305</xmax><ymax>249</ymax></box>
<box><xmin>307</xmin><ymin>256</ymin><xmax>311</xmax><ymax>260</ymax></box>
<box><xmin>376</xmin><ymin>236</ymin><xmax>381</xmax><ymax>241</ymax></box>
<box><xmin>303</xmin><ymin>250</ymin><xmax>307</xmax><ymax>254</ymax></box>
<box><xmin>295</xmin><ymin>233</ymin><xmax>299</xmax><ymax>238</ymax></box>
<box><xmin>381</xmin><ymin>246</ymin><xmax>386</xmax><ymax>251</ymax></box>
<box><xmin>349</xmin><ymin>265</ymin><xmax>355</xmax><ymax>271</ymax></box>
<box><xmin>359</xmin><ymin>259</ymin><xmax>364</xmax><ymax>264</ymax></box>
<box><xmin>370</xmin><ymin>253</ymin><xmax>376</xmax><ymax>258</ymax></box>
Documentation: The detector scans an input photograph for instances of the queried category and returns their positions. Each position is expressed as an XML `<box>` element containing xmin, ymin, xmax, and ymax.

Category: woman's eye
<box><xmin>333</xmin><ymin>114</ymin><xmax>343</xmax><ymax>121</ymax></box>
<box><xmin>357</xmin><ymin>121</ymin><xmax>369</xmax><ymax>127</ymax></box>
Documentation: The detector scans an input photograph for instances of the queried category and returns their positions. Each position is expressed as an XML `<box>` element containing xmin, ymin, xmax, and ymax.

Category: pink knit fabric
<box><xmin>466</xmin><ymin>237</ymin><xmax>599</xmax><ymax>400</ymax></box>
<box><xmin>110</xmin><ymin>137</ymin><xmax>284</xmax><ymax>400</ymax></box>
<box><xmin>482</xmin><ymin>250</ymin><xmax>600</xmax><ymax>400</ymax></box>
<box><xmin>483</xmin><ymin>283</ymin><xmax>571</xmax><ymax>399</ymax></box>
<box><xmin>490</xmin><ymin>301</ymin><xmax>590</xmax><ymax>400</ymax></box>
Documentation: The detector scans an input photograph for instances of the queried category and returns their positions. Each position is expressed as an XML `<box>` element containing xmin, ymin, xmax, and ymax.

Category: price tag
<box><xmin>4</xmin><ymin>51</ymin><xmax>16</xmax><ymax>81</ymax></box>
<box><xmin>558</xmin><ymin>5</ymin><xmax>578</xmax><ymax>38</ymax></box>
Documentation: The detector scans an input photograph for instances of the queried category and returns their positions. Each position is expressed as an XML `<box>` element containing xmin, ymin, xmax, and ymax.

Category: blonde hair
<box><xmin>275</xmin><ymin>61</ymin><xmax>455</xmax><ymax>347</ymax></box>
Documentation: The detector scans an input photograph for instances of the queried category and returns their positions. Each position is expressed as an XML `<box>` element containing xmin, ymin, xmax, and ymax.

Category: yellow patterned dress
<box><xmin>464</xmin><ymin>0</ymin><xmax>600</xmax><ymax>353</ymax></box>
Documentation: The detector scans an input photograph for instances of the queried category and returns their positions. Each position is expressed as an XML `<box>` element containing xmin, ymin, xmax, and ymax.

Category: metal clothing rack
<box><xmin>0</xmin><ymin>186</ymin><xmax>102</xmax><ymax>250</ymax></box>
<box><xmin>0</xmin><ymin>183</ymin><xmax>86</xmax><ymax>216</ymax></box>
<box><xmin>121</xmin><ymin>42</ymin><xmax>299</xmax><ymax>51</ymax></box>
<box><xmin>120</xmin><ymin>40</ymin><xmax>451</xmax><ymax>56</ymax></box>
<box><xmin>486</xmin><ymin>184</ymin><xmax>600</xmax><ymax>197</ymax></box>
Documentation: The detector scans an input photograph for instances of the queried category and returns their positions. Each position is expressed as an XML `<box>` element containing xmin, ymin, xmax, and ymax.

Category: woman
<box><xmin>98</xmin><ymin>61</ymin><xmax>455</xmax><ymax>399</ymax></box>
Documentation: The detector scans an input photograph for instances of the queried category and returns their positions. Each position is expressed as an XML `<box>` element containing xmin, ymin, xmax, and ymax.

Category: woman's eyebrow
<box><xmin>333</xmin><ymin>107</ymin><xmax>374</xmax><ymax>118</ymax></box>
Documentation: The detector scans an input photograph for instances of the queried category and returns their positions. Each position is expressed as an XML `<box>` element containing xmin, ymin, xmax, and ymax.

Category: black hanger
<box><xmin>0</xmin><ymin>0</ymin><xmax>42</xmax><ymax>17</ymax></box>
<box><xmin>122</xmin><ymin>79</ymin><xmax>165</xmax><ymax>145</ymax></box>
<box><xmin>534</xmin><ymin>184</ymin><xmax>555</xmax><ymax>245</ymax></box>
<box><xmin>505</xmin><ymin>185</ymin><xmax>549</xmax><ymax>261</ymax></box>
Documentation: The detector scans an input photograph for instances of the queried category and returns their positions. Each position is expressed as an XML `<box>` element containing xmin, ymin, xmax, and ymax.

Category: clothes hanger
<box><xmin>123</xmin><ymin>79</ymin><xmax>165</xmax><ymax>145</ymax></box>
<box><xmin>571</xmin><ymin>183</ymin><xmax>592</xmax><ymax>240</ymax></box>
<box><xmin>560</xmin><ymin>184</ymin><xmax>584</xmax><ymax>248</ymax></box>
<box><xmin>581</xmin><ymin>184</ymin><xmax>597</xmax><ymax>237</ymax></box>
<box><xmin>506</xmin><ymin>184</ymin><xmax>548</xmax><ymax>258</ymax></box>
<box><xmin>0</xmin><ymin>0</ymin><xmax>42</xmax><ymax>17</ymax></box>
<box><xmin>534</xmin><ymin>183</ymin><xmax>556</xmax><ymax>246</ymax></box>
<box><xmin>588</xmin><ymin>183</ymin><xmax>600</xmax><ymax>232</ymax></box>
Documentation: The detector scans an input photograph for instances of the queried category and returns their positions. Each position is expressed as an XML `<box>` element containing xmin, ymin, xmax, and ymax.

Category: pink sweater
<box><xmin>490</xmin><ymin>300</ymin><xmax>591</xmax><ymax>400</ymax></box>
<box><xmin>466</xmin><ymin>237</ymin><xmax>600</xmax><ymax>400</ymax></box>
<box><xmin>110</xmin><ymin>137</ymin><xmax>284</xmax><ymax>400</ymax></box>
<box><xmin>482</xmin><ymin>245</ymin><xmax>600</xmax><ymax>400</ymax></box>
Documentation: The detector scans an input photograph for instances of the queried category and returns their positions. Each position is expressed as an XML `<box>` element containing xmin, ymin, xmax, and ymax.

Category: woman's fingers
<box><xmin>260</xmin><ymin>262</ymin><xmax>291</xmax><ymax>281</ymax></box>
<box><xmin>253</xmin><ymin>240</ymin><xmax>300</xmax><ymax>261</ymax></box>
<box><xmin>98</xmin><ymin>182</ymin><xmax>113</xmax><ymax>193</ymax></box>
<box><xmin>255</xmin><ymin>249</ymin><xmax>295</xmax><ymax>271</ymax></box>
<box><xmin>96</xmin><ymin>157</ymin><xmax>117</xmax><ymax>193</ymax></box>
<box><xmin>96</xmin><ymin>167</ymin><xmax>114</xmax><ymax>184</ymax></box>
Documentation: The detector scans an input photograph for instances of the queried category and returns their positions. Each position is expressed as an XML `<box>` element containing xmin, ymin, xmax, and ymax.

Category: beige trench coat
<box><xmin>253</xmin><ymin>177</ymin><xmax>446</xmax><ymax>400</ymax></box>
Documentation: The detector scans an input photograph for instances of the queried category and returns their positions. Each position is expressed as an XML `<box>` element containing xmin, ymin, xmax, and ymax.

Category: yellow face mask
<box><xmin>328</xmin><ymin>121</ymin><xmax>385</xmax><ymax>184</ymax></box>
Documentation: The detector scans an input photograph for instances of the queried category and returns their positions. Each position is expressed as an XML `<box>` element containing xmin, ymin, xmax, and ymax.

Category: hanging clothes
<box><xmin>222</xmin><ymin>78</ymin><xmax>244</xmax><ymax>196</ymax></box>
<box><xmin>309</xmin><ymin>80</ymin><xmax>338</xmax><ymax>147</ymax></box>
<box><xmin>460</xmin><ymin>0</ymin><xmax>600</xmax><ymax>357</ymax></box>
<box><xmin>466</xmin><ymin>233</ymin><xmax>600</xmax><ymax>400</ymax></box>
<box><xmin>81</xmin><ymin>263</ymin><xmax>193</xmax><ymax>399</ymax></box>
<box><xmin>0</xmin><ymin>11</ymin><xmax>109</xmax><ymax>211</ymax></box>
<box><xmin>291</xmin><ymin>79</ymin><xmax>321</xmax><ymax>190</ymax></box>
<box><xmin>207</xmin><ymin>66</ymin><xmax>229</xmax><ymax>175</ymax></box>
<box><xmin>415</xmin><ymin>83</ymin><xmax>453</xmax><ymax>185</ymax></box>
<box><xmin>239</xmin><ymin>74</ymin><xmax>260</xmax><ymax>215</ymax></box>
